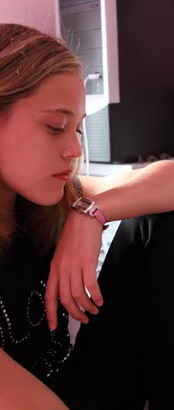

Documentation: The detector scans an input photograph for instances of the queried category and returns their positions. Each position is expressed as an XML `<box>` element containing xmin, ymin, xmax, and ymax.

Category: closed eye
<box><xmin>47</xmin><ymin>125</ymin><xmax>64</xmax><ymax>133</ymax></box>
<box><xmin>47</xmin><ymin>124</ymin><xmax>83</xmax><ymax>137</ymax></box>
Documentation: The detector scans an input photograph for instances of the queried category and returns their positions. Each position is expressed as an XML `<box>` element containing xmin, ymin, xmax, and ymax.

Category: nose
<box><xmin>61</xmin><ymin>133</ymin><xmax>82</xmax><ymax>160</ymax></box>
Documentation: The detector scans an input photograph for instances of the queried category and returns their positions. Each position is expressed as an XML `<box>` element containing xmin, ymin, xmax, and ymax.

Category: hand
<box><xmin>45</xmin><ymin>210</ymin><xmax>104</xmax><ymax>330</ymax></box>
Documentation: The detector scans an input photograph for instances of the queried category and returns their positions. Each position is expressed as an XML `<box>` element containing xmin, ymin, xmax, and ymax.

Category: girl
<box><xmin>1</xmin><ymin>21</ymin><xmax>174</xmax><ymax>410</ymax></box>
<box><xmin>0</xmin><ymin>22</ymin><xmax>85</xmax><ymax>410</ymax></box>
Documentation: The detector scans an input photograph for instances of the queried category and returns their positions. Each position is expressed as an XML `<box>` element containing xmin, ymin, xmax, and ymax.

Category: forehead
<box><xmin>31</xmin><ymin>72</ymin><xmax>86</xmax><ymax>115</ymax></box>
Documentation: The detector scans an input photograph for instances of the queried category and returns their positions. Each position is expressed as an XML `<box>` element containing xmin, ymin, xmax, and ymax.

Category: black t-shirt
<box><xmin>0</xmin><ymin>230</ymin><xmax>73</xmax><ymax>396</ymax></box>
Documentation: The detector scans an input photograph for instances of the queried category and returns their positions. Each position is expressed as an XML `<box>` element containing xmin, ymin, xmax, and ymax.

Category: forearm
<box><xmin>79</xmin><ymin>169</ymin><xmax>138</xmax><ymax>197</ymax></box>
<box><xmin>80</xmin><ymin>160</ymin><xmax>174</xmax><ymax>221</ymax></box>
<box><xmin>0</xmin><ymin>349</ymin><xmax>69</xmax><ymax>410</ymax></box>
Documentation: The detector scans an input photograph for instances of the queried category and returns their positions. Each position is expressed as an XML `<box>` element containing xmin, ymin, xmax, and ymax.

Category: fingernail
<box><xmin>49</xmin><ymin>324</ymin><xmax>57</xmax><ymax>332</ymax></box>
<box><xmin>96</xmin><ymin>300</ymin><xmax>103</xmax><ymax>307</ymax></box>
<box><xmin>83</xmin><ymin>317</ymin><xmax>89</xmax><ymax>324</ymax></box>
<box><xmin>92</xmin><ymin>308</ymin><xmax>99</xmax><ymax>315</ymax></box>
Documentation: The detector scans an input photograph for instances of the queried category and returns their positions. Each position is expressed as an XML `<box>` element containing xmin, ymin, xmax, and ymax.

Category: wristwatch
<box><xmin>71</xmin><ymin>197</ymin><xmax>108</xmax><ymax>229</ymax></box>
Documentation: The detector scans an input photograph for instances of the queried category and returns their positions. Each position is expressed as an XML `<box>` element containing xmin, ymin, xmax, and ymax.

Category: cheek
<box><xmin>0</xmin><ymin>123</ymin><xmax>61</xmax><ymax>187</ymax></box>
<box><xmin>0</xmin><ymin>141</ymin><xmax>41</xmax><ymax>185</ymax></box>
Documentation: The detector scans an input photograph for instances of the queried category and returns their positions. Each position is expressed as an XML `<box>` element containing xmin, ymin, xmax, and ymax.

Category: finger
<box><xmin>84</xmin><ymin>269</ymin><xmax>104</xmax><ymax>307</ymax></box>
<box><xmin>45</xmin><ymin>271</ymin><xmax>59</xmax><ymax>330</ymax></box>
<box><xmin>82</xmin><ymin>265</ymin><xmax>104</xmax><ymax>307</ymax></box>
<box><xmin>59</xmin><ymin>277</ymin><xmax>89</xmax><ymax>323</ymax></box>
<box><xmin>65</xmin><ymin>299</ymin><xmax>90</xmax><ymax>324</ymax></box>
<box><xmin>70</xmin><ymin>271</ymin><xmax>100</xmax><ymax>314</ymax></box>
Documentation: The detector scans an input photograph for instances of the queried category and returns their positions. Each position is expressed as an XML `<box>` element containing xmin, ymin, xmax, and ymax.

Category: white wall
<box><xmin>0</xmin><ymin>0</ymin><xmax>61</xmax><ymax>36</ymax></box>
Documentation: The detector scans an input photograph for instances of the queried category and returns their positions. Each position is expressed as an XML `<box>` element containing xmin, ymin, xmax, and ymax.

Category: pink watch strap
<box><xmin>94</xmin><ymin>208</ymin><xmax>107</xmax><ymax>226</ymax></box>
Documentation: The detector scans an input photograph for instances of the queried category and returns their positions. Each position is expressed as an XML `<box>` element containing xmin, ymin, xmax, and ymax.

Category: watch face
<box><xmin>72</xmin><ymin>197</ymin><xmax>99</xmax><ymax>218</ymax></box>
<box><xmin>73</xmin><ymin>197</ymin><xmax>93</xmax><ymax>212</ymax></box>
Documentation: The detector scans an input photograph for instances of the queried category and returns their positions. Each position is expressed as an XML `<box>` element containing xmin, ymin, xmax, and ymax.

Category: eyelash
<box><xmin>47</xmin><ymin>125</ymin><xmax>83</xmax><ymax>137</ymax></box>
<box><xmin>47</xmin><ymin>125</ymin><xmax>64</xmax><ymax>133</ymax></box>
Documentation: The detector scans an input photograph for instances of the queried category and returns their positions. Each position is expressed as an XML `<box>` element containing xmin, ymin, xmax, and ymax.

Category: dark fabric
<box><xmin>2</xmin><ymin>212</ymin><xmax>174</xmax><ymax>410</ymax></box>
<box><xmin>0</xmin><ymin>230</ymin><xmax>73</xmax><ymax>396</ymax></box>
<box><xmin>63</xmin><ymin>212</ymin><xmax>174</xmax><ymax>410</ymax></box>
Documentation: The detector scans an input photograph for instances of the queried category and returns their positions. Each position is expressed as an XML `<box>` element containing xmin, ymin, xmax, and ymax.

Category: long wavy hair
<box><xmin>0</xmin><ymin>23</ymin><xmax>83</xmax><ymax>253</ymax></box>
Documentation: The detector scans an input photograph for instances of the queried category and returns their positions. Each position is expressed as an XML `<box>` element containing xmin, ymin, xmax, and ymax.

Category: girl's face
<box><xmin>0</xmin><ymin>72</ymin><xmax>85</xmax><ymax>206</ymax></box>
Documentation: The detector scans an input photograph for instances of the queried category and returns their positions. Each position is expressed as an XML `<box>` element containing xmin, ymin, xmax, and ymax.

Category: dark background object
<box><xmin>111</xmin><ymin>0</ymin><xmax>174</xmax><ymax>163</ymax></box>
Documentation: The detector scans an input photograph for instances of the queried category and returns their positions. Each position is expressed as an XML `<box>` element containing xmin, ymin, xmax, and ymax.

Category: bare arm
<box><xmin>79</xmin><ymin>169</ymin><xmax>139</xmax><ymax>197</ymax></box>
<box><xmin>0</xmin><ymin>349</ymin><xmax>69</xmax><ymax>410</ymax></box>
<box><xmin>80</xmin><ymin>160</ymin><xmax>174</xmax><ymax>220</ymax></box>
<box><xmin>46</xmin><ymin>159</ymin><xmax>174</xmax><ymax>329</ymax></box>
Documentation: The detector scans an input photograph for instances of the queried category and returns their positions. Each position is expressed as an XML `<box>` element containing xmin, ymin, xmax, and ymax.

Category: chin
<box><xmin>47</xmin><ymin>189</ymin><xmax>65</xmax><ymax>205</ymax></box>
<box><xmin>26</xmin><ymin>189</ymin><xmax>64</xmax><ymax>207</ymax></box>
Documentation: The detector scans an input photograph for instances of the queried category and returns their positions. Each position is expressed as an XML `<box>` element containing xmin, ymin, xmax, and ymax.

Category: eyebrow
<box><xmin>41</xmin><ymin>108</ymin><xmax>86</xmax><ymax>118</ymax></box>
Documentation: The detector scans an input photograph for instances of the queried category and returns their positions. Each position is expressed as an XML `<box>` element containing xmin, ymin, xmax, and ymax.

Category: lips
<box><xmin>53</xmin><ymin>168</ymin><xmax>73</xmax><ymax>177</ymax></box>
<box><xmin>52</xmin><ymin>168</ymin><xmax>73</xmax><ymax>180</ymax></box>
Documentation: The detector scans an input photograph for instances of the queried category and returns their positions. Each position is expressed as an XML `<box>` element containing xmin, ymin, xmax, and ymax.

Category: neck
<box><xmin>0</xmin><ymin>184</ymin><xmax>16</xmax><ymax>214</ymax></box>
<box><xmin>0</xmin><ymin>185</ymin><xmax>17</xmax><ymax>246</ymax></box>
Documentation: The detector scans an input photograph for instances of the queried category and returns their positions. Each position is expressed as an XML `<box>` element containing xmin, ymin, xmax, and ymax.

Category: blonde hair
<box><xmin>0</xmin><ymin>23</ymin><xmax>83</xmax><ymax>252</ymax></box>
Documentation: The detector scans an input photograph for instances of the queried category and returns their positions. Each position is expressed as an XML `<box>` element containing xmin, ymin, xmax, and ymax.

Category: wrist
<box><xmin>71</xmin><ymin>197</ymin><xmax>108</xmax><ymax>230</ymax></box>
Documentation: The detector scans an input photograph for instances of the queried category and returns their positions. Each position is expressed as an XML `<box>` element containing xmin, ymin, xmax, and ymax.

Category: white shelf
<box><xmin>82</xmin><ymin>162</ymin><xmax>133</xmax><ymax>176</ymax></box>
<box><xmin>81</xmin><ymin>161</ymin><xmax>151</xmax><ymax>176</ymax></box>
